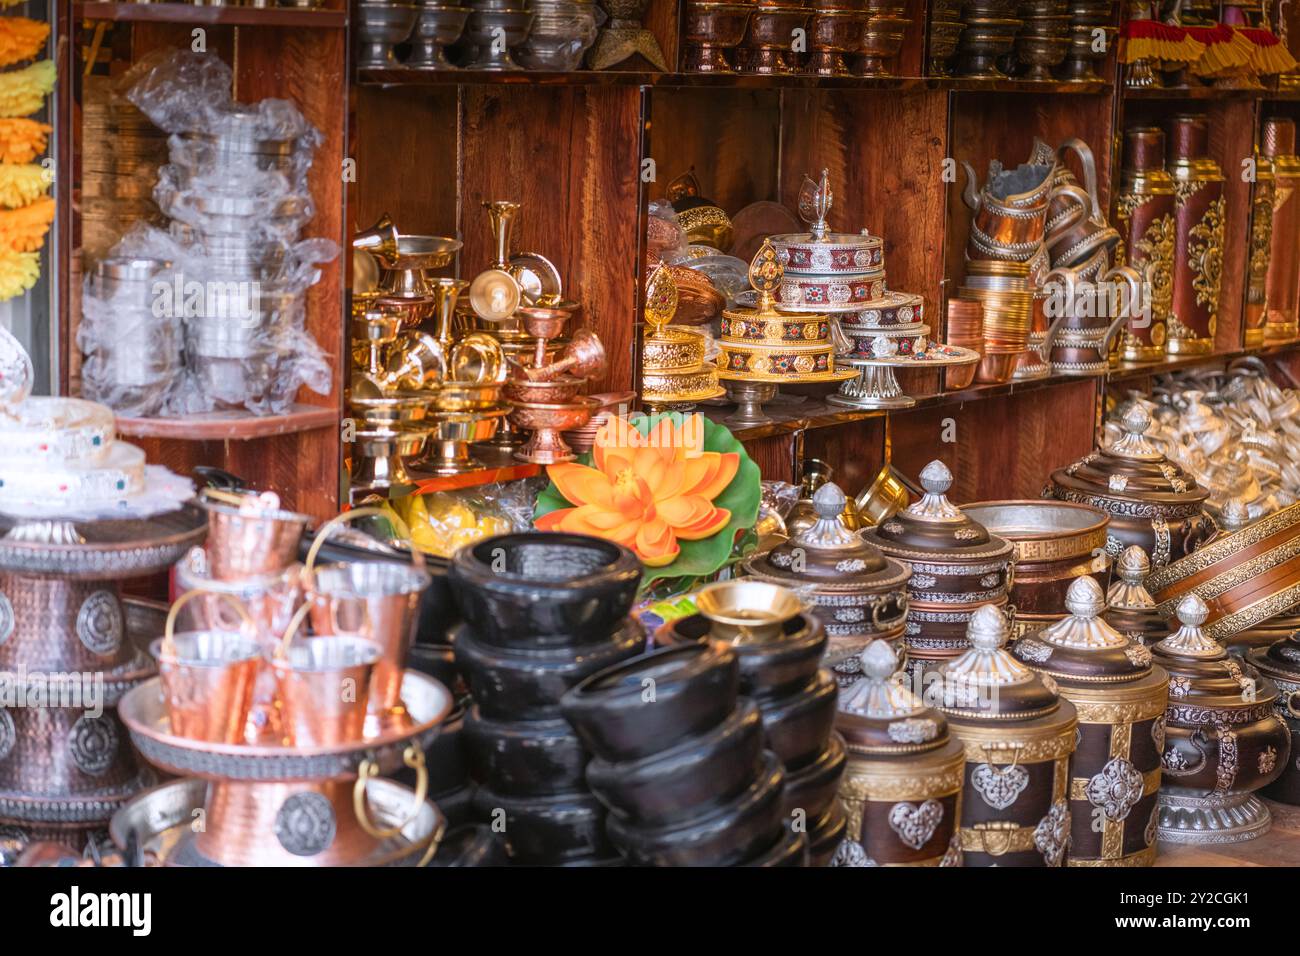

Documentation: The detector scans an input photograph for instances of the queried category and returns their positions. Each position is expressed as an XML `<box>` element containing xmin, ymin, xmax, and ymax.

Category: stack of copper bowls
<box><xmin>682</xmin><ymin>0</ymin><xmax>754</xmax><ymax>72</ymax></box>
<box><xmin>860</xmin><ymin>0</ymin><xmax>911</xmax><ymax>76</ymax></box>
<box><xmin>1013</xmin><ymin>0</ymin><xmax>1070</xmax><ymax>79</ymax></box>
<box><xmin>808</xmin><ymin>0</ymin><xmax>868</xmax><ymax>75</ymax></box>
<box><xmin>449</xmin><ymin>533</ymin><xmax>646</xmax><ymax>866</ymax></box>
<box><xmin>559</xmin><ymin>390</ymin><xmax>636</xmax><ymax>456</ymax></box>
<box><xmin>961</xmin><ymin>260</ymin><xmax>1032</xmax><ymax>383</ymax></box>
<box><xmin>564</xmin><ymin>641</ymin><xmax>806</xmax><ymax>866</ymax></box>
<box><xmin>652</xmin><ymin>580</ymin><xmax>848</xmax><ymax>865</ymax></box>
<box><xmin>1058</xmin><ymin>0</ymin><xmax>1114</xmax><ymax>81</ymax></box>
<box><xmin>944</xmin><ymin>299</ymin><xmax>984</xmax><ymax>388</ymax></box>
<box><xmin>863</xmin><ymin>461</ymin><xmax>1015</xmax><ymax>680</ymax></box>
<box><xmin>742</xmin><ymin>3</ymin><xmax>811</xmax><ymax>73</ymax></box>
<box><xmin>743</xmin><ymin>483</ymin><xmax>911</xmax><ymax>687</ymax></box>
<box><xmin>928</xmin><ymin>0</ymin><xmax>965</xmax><ymax>74</ymax></box>
<box><xmin>955</xmin><ymin>0</ymin><xmax>1022</xmax><ymax>77</ymax></box>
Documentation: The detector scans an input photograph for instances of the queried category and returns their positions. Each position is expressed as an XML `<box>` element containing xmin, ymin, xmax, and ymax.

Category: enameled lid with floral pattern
<box><xmin>1050</xmin><ymin>405</ymin><xmax>1209</xmax><ymax>509</ymax></box>
<box><xmin>863</xmin><ymin>460</ymin><xmax>1014</xmax><ymax>563</ymax></box>
<box><xmin>932</xmin><ymin>605</ymin><xmax>1063</xmax><ymax>721</ymax></box>
<box><xmin>1153</xmin><ymin>594</ymin><xmax>1277</xmax><ymax>708</ymax></box>
<box><xmin>1012</xmin><ymin>576</ymin><xmax>1156</xmax><ymax>685</ymax></box>
<box><xmin>747</xmin><ymin>482</ymin><xmax>911</xmax><ymax>589</ymax></box>
<box><xmin>836</xmin><ymin>639</ymin><xmax>952</xmax><ymax>757</ymax></box>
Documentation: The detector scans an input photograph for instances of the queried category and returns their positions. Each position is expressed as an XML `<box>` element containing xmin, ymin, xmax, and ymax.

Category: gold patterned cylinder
<box><xmin>1165</xmin><ymin>115</ymin><xmax>1225</xmax><ymax>356</ymax></box>
<box><xmin>1264</xmin><ymin>118</ymin><xmax>1300</xmax><ymax>343</ymax></box>
<box><xmin>1011</xmin><ymin>577</ymin><xmax>1169</xmax><ymax>867</ymax></box>
<box><xmin>933</xmin><ymin>605</ymin><xmax>1078</xmax><ymax>867</ymax></box>
<box><xmin>1246</xmin><ymin>153</ymin><xmax>1275</xmax><ymax>349</ymax></box>
<box><xmin>1116</xmin><ymin>128</ymin><xmax>1176</xmax><ymax>362</ymax></box>
<box><xmin>831</xmin><ymin>641</ymin><xmax>965</xmax><ymax>867</ymax></box>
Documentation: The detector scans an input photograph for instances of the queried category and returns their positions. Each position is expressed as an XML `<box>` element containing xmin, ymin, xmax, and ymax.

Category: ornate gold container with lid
<box><xmin>1116</xmin><ymin>127</ymin><xmax>1176</xmax><ymax>363</ymax></box>
<box><xmin>1011</xmin><ymin>576</ymin><xmax>1169</xmax><ymax>867</ymax></box>
<box><xmin>1263</xmin><ymin>117</ymin><xmax>1300</xmax><ymax>343</ymax></box>
<box><xmin>1164</xmin><ymin>113</ymin><xmax>1225</xmax><ymax>356</ymax></box>
<box><xmin>1047</xmin><ymin>405</ymin><xmax>1214</xmax><ymax>566</ymax></box>
<box><xmin>831</xmin><ymin>640</ymin><xmax>965</xmax><ymax>867</ymax></box>
<box><xmin>861</xmin><ymin>460</ymin><xmax>1014</xmax><ymax>678</ymax></box>
<box><xmin>664</xmin><ymin>169</ymin><xmax>733</xmax><ymax>250</ymax></box>
<box><xmin>768</xmin><ymin>170</ymin><xmax>886</xmax><ymax>313</ymax></box>
<box><xmin>1153</xmin><ymin>594</ymin><xmax>1289</xmax><ymax>844</ymax></box>
<box><xmin>932</xmin><ymin>605</ymin><xmax>1078</xmax><ymax>867</ymax></box>
<box><xmin>640</xmin><ymin>263</ymin><xmax>724</xmax><ymax>410</ymax></box>
<box><xmin>715</xmin><ymin>241</ymin><xmax>859</xmax><ymax>385</ymax></box>
<box><xmin>1103</xmin><ymin>546</ymin><xmax>1167</xmax><ymax>647</ymax></box>
<box><xmin>743</xmin><ymin>483</ymin><xmax>910</xmax><ymax>687</ymax></box>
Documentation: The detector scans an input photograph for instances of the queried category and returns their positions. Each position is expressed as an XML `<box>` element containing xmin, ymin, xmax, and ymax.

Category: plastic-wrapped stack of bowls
<box><xmin>449</xmin><ymin>533</ymin><xmax>645</xmax><ymax>866</ymax></box>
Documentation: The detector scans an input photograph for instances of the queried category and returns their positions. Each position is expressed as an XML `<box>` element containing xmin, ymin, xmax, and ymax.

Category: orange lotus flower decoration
<box><xmin>534</xmin><ymin>413</ymin><xmax>740</xmax><ymax>567</ymax></box>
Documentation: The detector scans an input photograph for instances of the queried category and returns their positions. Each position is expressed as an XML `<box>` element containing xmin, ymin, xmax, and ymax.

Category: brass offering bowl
<box><xmin>432</xmin><ymin>380</ymin><xmax>505</xmax><ymax>413</ymax></box>
<box><xmin>406</xmin><ymin>3</ymin><xmax>471</xmax><ymax>69</ymax></box>
<box><xmin>419</xmin><ymin>408</ymin><xmax>509</xmax><ymax>475</ymax></box>
<box><xmin>808</xmin><ymin>9</ymin><xmax>866</xmax><ymax>76</ymax></box>
<box><xmin>744</xmin><ymin>4</ymin><xmax>811</xmax><ymax>74</ymax></box>
<box><xmin>510</xmin><ymin>397</ymin><xmax>598</xmax><ymax>464</ymax></box>
<box><xmin>683</xmin><ymin>1</ymin><xmax>754</xmax><ymax>73</ymax></box>
<box><xmin>859</xmin><ymin>12</ymin><xmax>909</xmax><ymax>76</ymax></box>
<box><xmin>694</xmin><ymin>579</ymin><xmax>806</xmax><ymax>643</ymax></box>
<box><xmin>355</xmin><ymin>2</ymin><xmax>420</xmax><ymax>69</ymax></box>
<box><xmin>505</xmin><ymin>374</ymin><xmax>586</xmax><ymax>405</ymax></box>
<box><xmin>353</xmin><ymin>427</ymin><xmax>432</xmax><ymax>488</ymax></box>
<box><xmin>462</xmin><ymin>7</ymin><xmax>536</xmax><ymax>70</ymax></box>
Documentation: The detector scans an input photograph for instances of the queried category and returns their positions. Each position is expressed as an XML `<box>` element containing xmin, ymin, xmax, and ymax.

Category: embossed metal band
<box><xmin>1053</xmin><ymin>488</ymin><xmax>1204</xmax><ymax>520</ymax></box>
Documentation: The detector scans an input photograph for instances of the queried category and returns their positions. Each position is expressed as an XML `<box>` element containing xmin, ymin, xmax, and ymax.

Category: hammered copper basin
<box><xmin>449</xmin><ymin>533</ymin><xmax>641</xmax><ymax>649</ymax></box>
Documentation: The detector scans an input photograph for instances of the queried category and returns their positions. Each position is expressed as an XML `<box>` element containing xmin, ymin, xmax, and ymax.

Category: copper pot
<box><xmin>199</xmin><ymin>489</ymin><xmax>309</xmax><ymax>582</ymax></box>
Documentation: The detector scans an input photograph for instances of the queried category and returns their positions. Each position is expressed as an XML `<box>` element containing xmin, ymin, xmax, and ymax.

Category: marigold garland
<box><xmin>1236</xmin><ymin>27</ymin><xmax>1299</xmax><ymax>75</ymax></box>
<box><xmin>0</xmin><ymin>59</ymin><xmax>54</xmax><ymax>118</ymax></box>
<box><xmin>0</xmin><ymin>17</ymin><xmax>48</xmax><ymax>69</ymax></box>
<box><xmin>0</xmin><ymin>116</ymin><xmax>47</xmax><ymax>163</ymax></box>
<box><xmin>0</xmin><ymin>247</ymin><xmax>39</xmax><ymax>299</ymax></box>
<box><xmin>0</xmin><ymin>195</ymin><xmax>52</xmax><ymax>252</ymax></box>
<box><xmin>1185</xmin><ymin>24</ymin><xmax>1257</xmax><ymax>76</ymax></box>
<box><xmin>0</xmin><ymin>162</ymin><xmax>46</xmax><ymax>209</ymax></box>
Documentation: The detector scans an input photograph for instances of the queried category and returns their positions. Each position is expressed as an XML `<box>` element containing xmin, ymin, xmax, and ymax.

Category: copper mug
<box><xmin>153</xmin><ymin>590</ymin><xmax>262</xmax><ymax>745</ymax></box>
<box><xmin>271</xmin><ymin>603</ymin><xmax>382</xmax><ymax>748</ymax></box>
<box><xmin>199</xmin><ymin>487</ymin><xmax>309</xmax><ymax>582</ymax></box>
<box><xmin>1043</xmin><ymin>264</ymin><xmax>1144</xmax><ymax>375</ymax></box>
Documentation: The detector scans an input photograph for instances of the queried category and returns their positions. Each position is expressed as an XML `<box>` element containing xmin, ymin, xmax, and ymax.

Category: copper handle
<box><xmin>302</xmin><ymin>506</ymin><xmax>389</xmax><ymax>583</ymax></box>
<box><xmin>353</xmin><ymin>745</ymin><xmax>429</xmax><ymax>840</ymax></box>
<box><xmin>163</xmin><ymin>589</ymin><xmax>254</xmax><ymax>657</ymax></box>
<box><xmin>1285</xmin><ymin>691</ymin><xmax>1300</xmax><ymax>720</ymax></box>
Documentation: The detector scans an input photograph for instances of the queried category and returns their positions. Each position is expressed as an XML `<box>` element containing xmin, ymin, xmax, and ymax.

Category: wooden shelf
<box><xmin>75</xmin><ymin>1</ymin><xmax>346</xmax><ymax>27</ymax></box>
<box><xmin>1106</xmin><ymin>340</ymin><xmax>1300</xmax><ymax>382</ymax></box>
<box><xmin>358</xmin><ymin>68</ymin><xmax>1110</xmax><ymax>95</ymax></box>
<box><xmin>115</xmin><ymin>404</ymin><xmax>338</xmax><ymax>440</ymax></box>
<box><xmin>1123</xmin><ymin>84</ymin><xmax>1266</xmax><ymax>100</ymax></box>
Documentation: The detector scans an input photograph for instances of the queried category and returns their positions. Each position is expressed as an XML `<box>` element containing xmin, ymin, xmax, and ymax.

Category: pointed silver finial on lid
<box><xmin>941</xmin><ymin>604</ymin><xmax>1032</xmax><ymax>686</ymax></box>
<box><xmin>792</xmin><ymin>481</ymin><xmax>861</xmax><ymax>551</ymax></box>
<box><xmin>1107</xmin><ymin>545</ymin><xmax>1156</xmax><ymax>610</ymax></box>
<box><xmin>1220</xmin><ymin>498</ymin><xmax>1250</xmax><ymax>532</ymax></box>
<box><xmin>839</xmin><ymin>639</ymin><xmax>924</xmax><ymax>718</ymax></box>
<box><xmin>904</xmin><ymin>460</ymin><xmax>964</xmax><ymax>521</ymax></box>
<box><xmin>1040</xmin><ymin>575</ymin><xmax>1127</xmax><ymax>649</ymax></box>
<box><xmin>1155</xmin><ymin>593</ymin><xmax>1220</xmax><ymax>658</ymax></box>
<box><xmin>1110</xmin><ymin>404</ymin><xmax>1162</xmax><ymax>460</ymax></box>
<box><xmin>798</xmin><ymin>168</ymin><xmax>833</xmax><ymax>241</ymax></box>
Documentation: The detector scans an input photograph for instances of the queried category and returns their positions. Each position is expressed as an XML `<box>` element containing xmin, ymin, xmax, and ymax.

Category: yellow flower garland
<box><xmin>0</xmin><ymin>59</ymin><xmax>54</xmax><ymax>118</ymax></box>
<box><xmin>0</xmin><ymin>162</ymin><xmax>46</xmax><ymax>209</ymax></box>
<box><xmin>0</xmin><ymin>117</ymin><xmax>47</xmax><ymax>163</ymax></box>
<box><xmin>0</xmin><ymin>247</ymin><xmax>39</xmax><ymax>299</ymax></box>
<box><xmin>0</xmin><ymin>17</ymin><xmax>48</xmax><ymax>69</ymax></box>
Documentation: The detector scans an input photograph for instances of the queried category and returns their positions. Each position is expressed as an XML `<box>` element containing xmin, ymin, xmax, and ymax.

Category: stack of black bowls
<box><xmin>450</xmin><ymin>532</ymin><xmax>646</xmax><ymax>866</ymax></box>
<box><xmin>651</xmin><ymin>580</ymin><xmax>848</xmax><ymax>865</ymax></box>
<box><xmin>563</xmin><ymin>642</ymin><xmax>805</xmax><ymax>866</ymax></box>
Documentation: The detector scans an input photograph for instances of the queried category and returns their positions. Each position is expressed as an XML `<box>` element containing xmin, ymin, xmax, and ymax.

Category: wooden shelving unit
<box><xmin>60</xmin><ymin>1</ymin><xmax>1300</xmax><ymax>513</ymax></box>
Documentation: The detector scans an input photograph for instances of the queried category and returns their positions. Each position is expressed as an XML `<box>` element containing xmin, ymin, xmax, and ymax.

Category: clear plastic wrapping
<box><xmin>81</xmin><ymin>51</ymin><xmax>337</xmax><ymax>417</ymax></box>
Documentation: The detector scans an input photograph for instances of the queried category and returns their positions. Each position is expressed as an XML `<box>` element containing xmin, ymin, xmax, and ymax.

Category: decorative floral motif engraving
<box><xmin>882</xmin><ymin>521</ymin><xmax>904</xmax><ymax>535</ymax></box>
<box><xmin>1145</xmin><ymin>803</ymin><xmax>1159</xmax><ymax>847</ymax></box>
<box><xmin>972</xmin><ymin>763</ymin><xmax>1029</xmax><ymax>811</ymax></box>
<box><xmin>1109</xmin><ymin>475</ymin><xmax>1129</xmax><ymax>492</ymax></box>
<box><xmin>954</xmin><ymin>528</ymin><xmax>979</xmax><ymax>540</ymax></box>
<box><xmin>1214</xmin><ymin>726</ymin><xmax>1238</xmax><ymax>799</ymax></box>
<box><xmin>274</xmin><ymin>792</ymin><xmax>337</xmax><ymax>857</ymax></box>
<box><xmin>0</xmin><ymin>709</ymin><xmax>14</xmax><ymax>762</ymax></box>
<box><xmin>980</xmin><ymin>573</ymin><xmax>1001</xmax><ymax>589</ymax></box>
<box><xmin>68</xmin><ymin>715</ymin><xmax>118</xmax><ymax>777</ymax></box>
<box><xmin>1125</xmin><ymin>644</ymin><xmax>1152</xmax><ymax>668</ymax></box>
<box><xmin>76</xmin><ymin>590</ymin><xmax>123</xmax><ymax>657</ymax></box>
<box><xmin>1105</xmin><ymin>535</ymin><xmax>1125</xmax><ymax>558</ymax></box>
<box><xmin>835</xmin><ymin>608</ymin><xmax>866</xmax><ymax>623</ymax></box>
<box><xmin>1015</xmin><ymin>638</ymin><xmax>1052</xmax><ymax>663</ymax></box>
<box><xmin>887</xmin><ymin>718</ymin><xmax>938</xmax><ymax>744</ymax></box>
<box><xmin>1150</xmin><ymin>515</ymin><xmax>1171</xmax><ymax>567</ymax></box>
<box><xmin>1151</xmin><ymin>715</ymin><xmax>1166</xmax><ymax>752</ymax></box>
<box><xmin>836</xmin><ymin>558</ymin><xmax>867</xmax><ymax>573</ymax></box>
<box><xmin>912</xmin><ymin>574</ymin><xmax>937</xmax><ymax>588</ymax></box>
<box><xmin>830</xmin><ymin>840</ymin><xmax>877</xmax><ymax>867</ymax></box>
<box><xmin>0</xmin><ymin>591</ymin><xmax>12</xmax><ymax>647</ymax></box>
<box><xmin>1260</xmin><ymin>746</ymin><xmax>1278</xmax><ymax>776</ymax></box>
<box><xmin>1163</xmin><ymin>747</ymin><xmax>1190</xmax><ymax>772</ymax></box>
<box><xmin>888</xmin><ymin>799</ymin><xmax>944</xmax><ymax>850</ymax></box>
<box><xmin>1033</xmin><ymin>800</ymin><xmax>1071</xmax><ymax>867</ymax></box>
<box><xmin>939</xmin><ymin>835</ymin><xmax>962</xmax><ymax>867</ymax></box>
<box><xmin>1169</xmin><ymin>675</ymin><xmax>1191</xmax><ymax>698</ymax></box>
<box><xmin>1188</xmin><ymin>195</ymin><xmax>1226</xmax><ymax>314</ymax></box>
<box><xmin>1085</xmin><ymin>757</ymin><xmax>1144</xmax><ymax>822</ymax></box>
